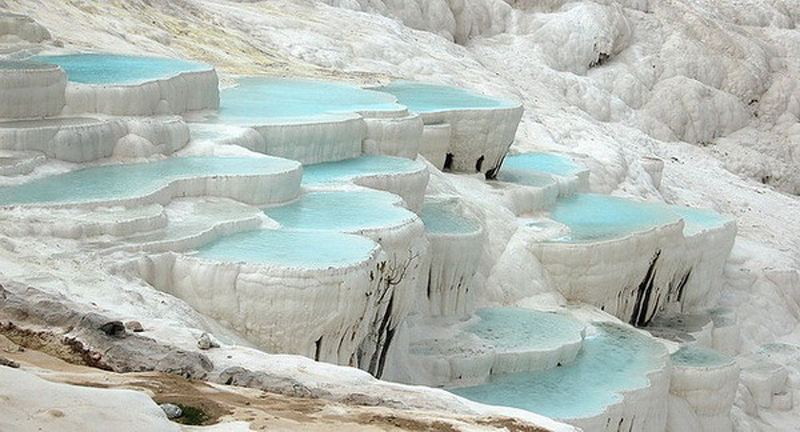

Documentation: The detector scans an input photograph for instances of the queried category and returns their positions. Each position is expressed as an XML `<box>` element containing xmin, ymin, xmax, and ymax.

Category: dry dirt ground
<box><xmin>0</xmin><ymin>334</ymin><xmax>547</xmax><ymax>431</ymax></box>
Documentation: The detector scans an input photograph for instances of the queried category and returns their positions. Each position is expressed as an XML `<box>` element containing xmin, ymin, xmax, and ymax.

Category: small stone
<box><xmin>125</xmin><ymin>321</ymin><xmax>144</xmax><ymax>332</ymax></box>
<box><xmin>160</xmin><ymin>403</ymin><xmax>182</xmax><ymax>419</ymax></box>
<box><xmin>0</xmin><ymin>356</ymin><xmax>19</xmax><ymax>368</ymax></box>
<box><xmin>98</xmin><ymin>320</ymin><xmax>126</xmax><ymax>337</ymax></box>
<box><xmin>197</xmin><ymin>333</ymin><xmax>220</xmax><ymax>350</ymax></box>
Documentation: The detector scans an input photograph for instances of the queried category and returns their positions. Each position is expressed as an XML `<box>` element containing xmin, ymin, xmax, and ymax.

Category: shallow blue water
<box><xmin>671</xmin><ymin>346</ymin><xmax>732</xmax><ymax>367</ymax></box>
<box><xmin>467</xmin><ymin>308</ymin><xmax>584</xmax><ymax>351</ymax></box>
<box><xmin>264</xmin><ymin>190</ymin><xmax>416</xmax><ymax>231</ymax></box>
<box><xmin>548</xmin><ymin>194</ymin><xmax>682</xmax><ymax>242</ymax></box>
<box><xmin>31</xmin><ymin>54</ymin><xmax>210</xmax><ymax>84</ymax></box>
<box><xmin>419</xmin><ymin>200</ymin><xmax>480</xmax><ymax>235</ymax></box>
<box><xmin>374</xmin><ymin>82</ymin><xmax>516</xmax><ymax>113</ymax></box>
<box><xmin>195</xmin><ymin>229</ymin><xmax>378</xmax><ymax>268</ymax></box>
<box><xmin>302</xmin><ymin>156</ymin><xmax>423</xmax><ymax>186</ymax></box>
<box><xmin>216</xmin><ymin>77</ymin><xmax>403</xmax><ymax>124</ymax></box>
<box><xmin>0</xmin><ymin>157</ymin><xmax>297</xmax><ymax>206</ymax></box>
<box><xmin>668</xmin><ymin>205</ymin><xmax>732</xmax><ymax>235</ymax></box>
<box><xmin>451</xmin><ymin>322</ymin><xmax>665</xmax><ymax>420</ymax></box>
<box><xmin>502</xmin><ymin>153</ymin><xmax>585</xmax><ymax>177</ymax></box>
<box><xmin>495</xmin><ymin>168</ymin><xmax>557</xmax><ymax>188</ymax></box>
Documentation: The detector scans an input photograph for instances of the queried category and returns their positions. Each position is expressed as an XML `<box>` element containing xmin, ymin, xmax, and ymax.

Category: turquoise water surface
<box><xmin>31</xmin><ymin>54</ymin><xmax>210</xmax><ymax>84</ymax></box>
<box><xmin>671</xmin><ymin>346</ymin><xmax>733</xmax><ymax>367</ymax></box>
<box><xmin>496</xmin><ymin>168</ymin><xmax>557</xmax><ymax>188</ymax></box>
<box><xmin>195</xmin><ymin>229</ymin><xmax>378</xmax><ymax>269</ymax></box>
<box><xmin>548</xmin><ymin>194</ymin><xmax>682</xmax><ymax>242</ymax></box>
<box><xmin>502</xmin><ymin>153</ymin><xmax>585</xmax><ymax>177</ymax></box>
<box><xmin>216</xmin><ymin>77</ymin><xmax>403</xmax><ymax>123</ymax></box>
<box><xmin>419</xmin><ymin>200</ymin><xmax>480</xmax><ymax>235</ymax></box>
<box><xmin>467</xmin><ymin>308</ymin><xmax>584</xmax><ymax>351</ymax></box>
<box><xmin>264</xmin><ymin>190</ymin><xmax>416</xmax><ymax>231</ymax></box>
<box><xmin>451</xmin><ymin>323</ymin><xmax>665</xmax><ymax>420</ymax></box>
<box><xmin>668</xmin><ymin>205</ymin><xmax>732</xmax><ymax>235</ymax></box>
<box><xmin>0</xmin><ymin>157</ymin><xmax>297</xmax><ymax>206</ymax></box>
<box><xmin>302</xmin><ymin>156</ymin><xmax>424</xmax><ymax>186</ymax></box>
<box><xmin>374</xmin><ymin>82</ymin><xmax>516</xmax><ymax>113</ymax></box>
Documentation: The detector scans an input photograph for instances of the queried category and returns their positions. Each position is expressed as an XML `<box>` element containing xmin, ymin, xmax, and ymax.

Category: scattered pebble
<box><xmin>98</xmin><ymin>320</ymin><xmax>126</xmax><ymax>337</ymax></box>
<box><xmin>0</xmin><ymin>355</ymin><xmax>19</xmax><ymax>368</ymax></box>
<box><xmin>160</xmin><ymin>403</ymin><xmax>182</xmax><ymax>419</ymax></box>
<box><xmin>197</xmin><ymin>333</ymin><xmax>220</xmax><ymax>350</ymax></box>
<box><xmin>125</xmin><ymin>321</ymin><xmax>144</xmax><ymax>332</ymax></box>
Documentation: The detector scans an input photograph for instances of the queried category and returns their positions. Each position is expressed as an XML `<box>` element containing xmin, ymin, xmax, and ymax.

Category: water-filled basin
<box><xmin>31</xmin><ymin>54</ymin><xmax>211</xmax><ymax>85</ymax></box>
<box><xmin>450</xmin><ymin>322</ymin><xmax>666</xmax><ymax>420</ymax></box>
<box><xmin>195</xmin><ymin>229</ymin><xmax>379</xmax><ymax>269</ymax></box>
<box><xmin>264</xmin><ymin>190</ymin><xmax>416</xmax><ymax>232</ymax></box>
<box><xmin>374</xmin><ymin>81</ymin><xmax>516</xmax><ymax>113</ymax></box>
<box><xmin>216</xmin><ymin>77</ymin><xmax>404</xmax><ymax>124</ymax></box>
<box><xmin>0</xmin><ymin>156</ymin><xmax>297</xmax><ymax>206</ymax></box>
<box><xmin>302</xmin><ymin>156</ymin><xmax>424</xmax><ymax>186</ymax></box>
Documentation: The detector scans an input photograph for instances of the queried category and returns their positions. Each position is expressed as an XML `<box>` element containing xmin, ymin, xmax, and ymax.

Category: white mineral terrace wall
<box><xmin>398</xmin><ymin>320</ymin><xmax>585</xmax><ymax>388</ymax></box>
<box><xmin>665</xmin><ymin>220</ymin><xmax>737</xmax><ymax>314</ymax></box>
<box><xmin>420</xmin><ymin>226</ymin><xmax>483</xmax><ymax>317</ymax></box>
<box><xmin>362</xmin><ymin>113</ymin><xmax>423</xmax><ymax>160</ymax></box>
<box><xmin>0</xmin><ymin>117</ymin><xmax>190</xmax><ymax>162</ymax></box>
<box><xmin>62</xmin><ymin>69</ymin><xmax>220</xmax><ymax>116</ymax></box>
<box><xmin>224</xmin><ymin>115</ymin><xmax>366</xmax><ymax>165</ymax></box>
<box><xmin>0</xmin><ymin>63</ymin><xmax>65</xmax><ymax>119</ymax></box>
<box><xmin>419</xmin><ymin>123</ymin><xmax>451</xmax><ymax>168</ymax></box>
<box><xmin>348</xmin><ymin>217</ymin><xmax>428</xmax><ymax>377</ymax></box>
<box><xmin>347</xmin><ymin>167</ymin><xmax>430</xmax><ymax>213</ymax></box>
<box><xmin>670</xmin><ymin>360</ymin><xmax>740</xmax><ymax>432</ymax></box>
<box><xmin>0</xmin><ymin>151</ymin><xmax>43</xmax><ymax>176</ymax></box>
<box><xmin>137</xmin><ymin>246</ymin><xmax>387</xmax><ymax>366</ymax></box>
<box><xmin>419</xmin><ymin>104</ymin><xmax>523</xmax><ymax>175</ymax></box>
<box><xmin>532</xmin><ymin>216</ymin><xmax>736</xmax><ymax>326</ymax></box>
<box><xmin>531</xmin><ymin>221</ymin><xmax>688</xmax><ymax>326</ymax></box>
<box><xmin>497</xmin><ymin>177</ymin><xmax>560</xmax><ymax>215</ymax></box>
<box><xmin>0</xmin><ymin>13</ymin><xmax>50</xmax><ymax>43</ymax></box>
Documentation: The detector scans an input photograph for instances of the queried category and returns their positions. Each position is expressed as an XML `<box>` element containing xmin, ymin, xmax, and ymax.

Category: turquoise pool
<box><xmin>547</xmin><ymin>194</ymin><xmax>682</xmax><ymax>242</ymax></box>
<box><xmin>195</xmin><ymin>229</ymin><xmax>379</xmax><ymax>269</ymax></box>
<box><xmin>31</xmin><ymin>54</ymin><xmax>211</xmax><ymax>84</ymax></box>
<box><xmin>419</xmin><ymin>200</ymin><xmax>480</xmax><ymax>235</ymax></box>
<box><xmin>467</xmin><ymin>308</ymin><xmax>584</xmax><ymax>352</ymax></box>
<box><xmin>216</xmin><ymin>77</ymin><xmax>403</xmax><ymax>124</ymax></box>
<box><xmin>451</xmin><ymin>323</ymin><xmax>665</xmax><ymax>420</ymax></box>
<box><xmin>0</xmin><ymin>156</ymin><xmax>297</xmax><ymax>206</ymax></box>
<box><xmin>374</xmin><ymin>82</ymin><xmax>516</xmax><ymax>113</ymax></box>
<box><xmin>671</xmin><ymin>346</ymin><xmax>733</xmax><ymax>368</ymax></box>
<box><xmin>496</xmin><ymin>168</ymin><xmax>557</xmax><ymax>188</ymax></box>
<box><xmin>302</xmin><ymin>156</ymin><xmax>424</xmax><ymax>186</ymax></box>
<box><xmin>264</xmin><ymin>190</ymin><xmax>416</xmax><ymax>232</ymax></box>
<box><xmin>502</xmin><ymin>153</ymin><xmax>585</xmax><ymax>178</ymax></box>
<box><xmin>668</xmin><ymin>205</ymin><xmax>732</xmax><ymax>236</ymax></box>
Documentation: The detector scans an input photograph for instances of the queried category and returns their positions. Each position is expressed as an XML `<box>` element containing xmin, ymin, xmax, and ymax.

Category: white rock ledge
<box><xmin>136</xmin><ymin>240</ymin><xmax>388</xmax><ymax>367</ymax></box>
<box><xmin>0</xmin><ymin>116</ymin><xmax>190</xmax><ymax>163</ymax></box>
<box><xmin>221</xmin><ymin>114</ymin><xmax>366</xmax><ymax>165</ymax></box>
<box><xmin>62</xmin><ymin>69</ymin><xmax>220</xmax><ymax>116</ymax></box>
<box><xmin>0</xmin><ymin>61</ymin><xmax>66</xmax><ymax>119</ymax></box>
<box><xmin>420</xmin><ymin>103</ymin><xmax>523</xmax><ymax>175</ymax></box>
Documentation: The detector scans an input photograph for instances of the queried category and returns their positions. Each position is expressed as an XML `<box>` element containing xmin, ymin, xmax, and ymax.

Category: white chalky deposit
<box><xmin>0</xmin><ymin>1</ymin><xmax>799</xmax><ymax>430</ymax></box>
